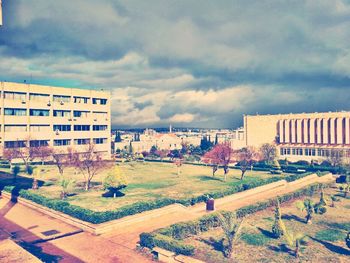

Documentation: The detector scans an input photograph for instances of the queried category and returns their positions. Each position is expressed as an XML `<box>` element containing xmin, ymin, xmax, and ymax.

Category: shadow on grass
<box><xmin>198</xmin><ymin>175</ymin><xmax>223</xmax><ymax>182</ymax></box>
<box><xmin>281</xmin><ymin>213</ymin><xmax>305</xmax><ymax>224</ymax></box>
<box><xmin>310</xmin><ymin>237</ymin><xmax>350</xmax><ymax>256</ymax></box>
<box><xmin>257</xmin><ymin>227</ymin><xmax>275</xmax><ymax>239</ymax></box>
<box><xmin>199</xmin><ymin>237</ymin><xmax>225</xmax><ymax>255</ymax></box>
<box><xmin>318</xmin><ymin>221</ymin><xmax>350</xmax><ymax>232</ymax></box>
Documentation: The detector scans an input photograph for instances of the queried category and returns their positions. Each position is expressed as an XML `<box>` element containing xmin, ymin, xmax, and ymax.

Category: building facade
<box><xmin>0</xmin><ymin>82</ymin><xmax>111</xmax><ymax>157</ymax></box>
<box><xmin>244</xmin><ymin>112</ymin><xmax>350</xmax><ymax>162</ymax></box>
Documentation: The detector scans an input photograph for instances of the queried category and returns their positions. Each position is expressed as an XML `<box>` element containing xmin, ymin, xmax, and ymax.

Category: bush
<box><xmin>139</xmin><ymin>232</ymin><xmax>195</xmax><ymax>255</ymax></box>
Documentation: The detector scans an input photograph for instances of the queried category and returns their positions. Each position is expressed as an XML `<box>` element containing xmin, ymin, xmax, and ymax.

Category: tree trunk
<box><xmin>212</xmin><ymin>165</ymin><xmax>218</xmax><ymax>176</ymax></box>
<box><xmin>295</xmin><ymin>240</ymin><xmax>300</xmax><ymax>258</ymax></box>
<box><xmin>85</xmin><ymin>181</ymin><xmax>90</xmax><ymax>191</ymax></box>
<box><xmin>240</xmin><ymin>169</ymin><xmax>246</xmax><ymax>180</ymax></box>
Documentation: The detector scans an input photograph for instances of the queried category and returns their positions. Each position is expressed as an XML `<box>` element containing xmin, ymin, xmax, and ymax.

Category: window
<box><xmin>53</xmin><ymin>110</ymin><xmax>71</xmax><ymax>117</ymax></box>
<box><xmin>92</xmin><ymin>98</ymin><xmax>107</xmax><ymax>105</ymax></box>
<box><xmin>30</xmin><ymin>109</ymin><xmax>50</xmax><ymax>116</ymax></box>
<box><xmin>74</xmin><ymin>125</ymin><xmax>90</xmax><ymax>131</ymax></box>
<box><xmin>92</xmin><ymin>111</ymin><xmax>108</xmax><ymax>119</ymax></box>
<box><xmin>4</xmin><ymin>91</ymin><xmax>26</xmax><ymax>101</ymax></box>
<box><xmin>30</xmin><ymin>140</ymin><xmax>49</xmax><ymax>147</ymax></box>
<box><xmin>54</xmin><ymin>139</ymin><xmax>71</xmax><ymax>146</ymax></box>
<box><xmin>53</xmin><ymin>95</ymin><xmax>71</xmax><ymax>103</ymax></box>
<box><xmin>29</xmin><ymin>93</ymin><xmax>50</xmax><ymax>102</ymax></box>
<box><xmin>53</xmin><ymin>125</ymin><xmax>71</xmax><ymax>132</ymax></box>
<box><xmin>4</xmin><ymin>108</ymin><xmax>27</xmax><ymax>116</ymax></box>
<box><xmin>93</xmin><ymin>125</ymin><xmax>107</xmax><ymax>131</ymax></box>
<box><xmin>4</xmin><ymin>125</ymin><xmax>27</xmax><ymax>132</ymax></box>
<box><xmin>30</xmin><ymin>125</ymin><xmax>50</xmax><ymax>132</ymax></box>
<box><xmin>5</xmin><ymin>141</ymin><xmax>26</xmax><ymax>148</ymax></box>
<box><xmin>74</xmin><ymin>96</ymin><xmax>90</xmax><ymax>104</ymax></box>
<box><xmin>73</xmin><ymin>111</ymin><xmax>89</xmax><ymax>118</ymax></box>
<box><xmin>93</xmin><ymin>138</ymin><xmax>107</xmax><ymax>144</ymax></box>
<box><xmin>74</xmin><ymin>138</ymin><xmax>90</xmax><ymax>145</ymax></box>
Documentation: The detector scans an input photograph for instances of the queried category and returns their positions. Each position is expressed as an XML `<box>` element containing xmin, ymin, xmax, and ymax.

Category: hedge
<box><xmin>1</xmin><ymin>171</ymin><xmax>331</xmax><ymax>224</ymax></box>
<box><xmin>139</xmin><ymin>182</ymin><xmax>332</xmax><ymax>255</ymax></box>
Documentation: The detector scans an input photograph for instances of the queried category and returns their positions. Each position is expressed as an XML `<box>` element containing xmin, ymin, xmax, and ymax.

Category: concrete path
<box><xmin>0</xmin><ymin>197</ymin><xmax>152</xmax><ymax>263</ymax></box>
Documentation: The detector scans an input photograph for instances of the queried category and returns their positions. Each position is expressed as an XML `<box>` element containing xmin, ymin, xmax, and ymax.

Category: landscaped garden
<box><xmin>1</xmin><ymin>161</ymin><xmax>284</xmax><ymax>211</ymax></box>
<box><xmin>140</xmin><ymin>185</ymin><xmax>350</xmax><ymax>262</ymax></box>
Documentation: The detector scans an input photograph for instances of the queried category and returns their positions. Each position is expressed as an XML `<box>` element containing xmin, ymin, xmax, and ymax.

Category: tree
<box><xmin>71</xmin><ymin>143</ymin><xmax>110</xmax><ymax>191</ymax></box>
<box><xmin>150</xmin><ymin>145</ymin><xmax>158</xmax><ymax>156</ymax></box>
<box><xmin>260</xmin><ymin>143</ymin><xmax>277</xmax><ymax>165</ymax></box>
<box><xmin>114</xmin><ymin>131</ymin><xmax>122</xmax><ymax>142</ymax></box>
<box><xmin>233</xmin><ymin>147</ymin><xmax>262</xmax><ymax>180</ymax></box>
<box><xmin>339</xmin><ymin>183</ymin><xmax>350</xmax><ymax>198</ymax></box>
<box><xmin>327</xmin><ymin>149</ymin><xmax>345</xmax><ymax>167</ymax></box>
<box><xmin>296</xmin><ymin>199</ymin><xmax>315</xmax><ymax>224</ymax></box>
<box><xmin>202</xmin><ymin>143</ymin><xmax>233</xmax><ymax>180</ymax></box>
<box><xmin>12</xmin><ymin>165</ymin><xmax>20</xmax><ymax>183</ymax></box>
<box><xmin>156</xmin><ymin>149</ymin><xmax>169</xmax><ymax>161</ymax></box>
<box><xmin>200</xmin><ymin>136</ymin><xmax>213</xmax><ymax>152</ymax></box>
<box><xmin>174</xmin><ymin>158</ymin><xmax>183</xmax><ymax>176</ymax></box>
<box><xmin>32</xmin><ymin>145</ymin><xmax>54</xmax><ymax>165</ymax></box>
<box><xmin>271</xmin><ymin>198</ymin><xmax>287</xmax><ymax>239</ymax></box>
<box><xmin>346</xmin><ymin>232</ymin><xmax>350</xmax><ymax>249</ymax></box>
<box><xmin>217</xmin><ymin>212</ymin><xmax>244</xmax><ymax>258</ymax></box>
<box><xmin>59</xmin><ymin>177</ymin><xmax>75</xmax><ymax>199</ymax></box>
<box><xmin>52</xmin><ymin>150</ymin><xmax>70</xmax><ymax>178</ymax></box>
<box><xmin>103</xmin><ymin>166</ymin><xmax>127</xmax><ymax>198</ymax></box>
<box><xmin>3</xmin><ymin>148</ymin><xmax>19</xmax><ymax>169</ymax></box>
<box><xmin>284</xmin><ymin>232</ymin><xmax>309</xmax><ymax>258</ymax></box>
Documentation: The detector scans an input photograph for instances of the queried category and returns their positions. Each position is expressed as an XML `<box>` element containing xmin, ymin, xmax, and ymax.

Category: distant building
<box><xmin>0</xmin><ymin>82</ymin><xmax>111</xmax><ymax>158</ymax></box>
<box><xmin>243</xmin><ymin>111</ymin><xmax>350</xmax><ymax>162</ymax></box>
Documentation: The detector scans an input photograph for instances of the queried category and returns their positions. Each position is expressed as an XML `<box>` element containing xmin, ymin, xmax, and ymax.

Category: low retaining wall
<box><xmin>1</xmin><ymin>173</ymin><xmax>334</xmax><ymax>235</ymax></box>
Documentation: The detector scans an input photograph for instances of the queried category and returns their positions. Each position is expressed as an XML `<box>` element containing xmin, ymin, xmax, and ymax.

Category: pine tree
<box><xmin>272</xmin><ymin>198</ymin><xmax>287</xmax><ymax>238</ymax></box>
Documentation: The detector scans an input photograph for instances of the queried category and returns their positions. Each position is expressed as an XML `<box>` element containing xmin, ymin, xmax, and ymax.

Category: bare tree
<box><xmin>233</xmin><ymin>147</ymin><xmax>262</xmax><ymax>180</ymax></box>
<box><xmin>52</xmin><ymin>149</ymin><xmax>71</xmax><ymax>177</ymax></box>
<box><xmin>327</xmin><ymin>149</ymin><xmax>345</xmax><ymax>167</ymax></box>
<box><xmin>72</xmin><ymin>143</ymin><xmax>110</xmax><ymax>191</ymax></box>
<box><xmin>260</xmin><ymin>143</ymin><xmax>277</xmax><ymax>165</ymax></box>
<box><xmin>32</xmin><ymin>145</ymin><xmax>54</xmax><ymax>165</ymax></box>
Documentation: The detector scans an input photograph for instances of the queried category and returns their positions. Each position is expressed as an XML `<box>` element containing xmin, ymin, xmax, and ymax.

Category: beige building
<box><xmin>0</xmin><ymin>82</ymin><xmax>111</xmax><ymax>157</ymax></box>
<box><xmin>243</xmin><ymin>111</ymin><xmax>350</xmax><ymax>162</ymax></box>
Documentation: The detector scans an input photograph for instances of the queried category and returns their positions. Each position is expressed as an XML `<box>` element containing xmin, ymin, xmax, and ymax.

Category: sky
<box><xmin>1</xmin><ymin>0</ymin><xmax>350</xmax><ymax>129</ymax></box>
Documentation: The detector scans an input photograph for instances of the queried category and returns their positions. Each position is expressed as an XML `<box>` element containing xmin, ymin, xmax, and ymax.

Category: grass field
<box><xmin>0</xmin><ymin>161</ymin><xmax>283</xmax><ymax>212</ymax></box>
<box><xmin>184</xmin><ymin>187</ymin><xmax>350</xmax><ymax>263</ymax></box>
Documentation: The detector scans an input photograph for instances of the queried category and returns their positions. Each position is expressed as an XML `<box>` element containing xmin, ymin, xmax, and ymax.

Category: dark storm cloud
<box><xmin>1</xmin><ymin>0</ymin><xmax>350</xmax><ymax>128</ymax></box>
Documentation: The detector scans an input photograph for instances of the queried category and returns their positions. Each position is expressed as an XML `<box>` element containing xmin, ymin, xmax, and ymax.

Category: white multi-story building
<box><xmin>243</xmin><ymin>111</ymin><xmax>350</xmax><ymax>162</ymax></box>
<box><xmin>0</xmin><ymin>82</ymin><xmax>111</xmax><ymax>157</ymax></box>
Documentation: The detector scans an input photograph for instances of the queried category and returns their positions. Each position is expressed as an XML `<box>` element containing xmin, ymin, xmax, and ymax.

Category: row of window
<box><xmin>3</xmin><ymin>125</ymin><xmax>108</xmax><ymax>132</ymax></box>
<box><xmin>3</xmin><ymin>108</ymin><xmax>108</xmax><ymax>118</ymax></box>
<box><xmin>280</xmin><ymin>147</ymin><xmax>348</xmax><ymax>157</ymax></box>
<box><xmin>278</xmin><ymin>118</ymin><xmax>350</xmax><ymax>145</ymax></box>
<box><xmin>3</xmin><ymin>91</ymin><xmax>108</xmax><ymax>105</ymax></box>
<box><xmin>4</xmin><ymin>138</ymin><xmax>108</xmax><ymax>148</ymax></box>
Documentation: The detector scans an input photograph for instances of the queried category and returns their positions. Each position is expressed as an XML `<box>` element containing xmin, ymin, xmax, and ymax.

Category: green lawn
<box><xmin>184</xmin><ymin>188</ymin><xmax>350</xmax><ymax>263</ymax></box>
<box><xmin>1</xmin><ymin>162</ymin><xmax>283</xmax><ymax>212</ymax></box>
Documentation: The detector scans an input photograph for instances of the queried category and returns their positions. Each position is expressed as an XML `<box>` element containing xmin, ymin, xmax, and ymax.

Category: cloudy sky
<box><xmin>1</xmin><ymin>0</ymin><xmax>350</xmax><ymax>129</ymax></box>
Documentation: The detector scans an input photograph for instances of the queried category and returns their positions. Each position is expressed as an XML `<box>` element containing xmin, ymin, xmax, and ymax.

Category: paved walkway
<box><xmin>0</xmin><ymin>197</ymin><xmax>152</xmax><ymax>263</ymax></box>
